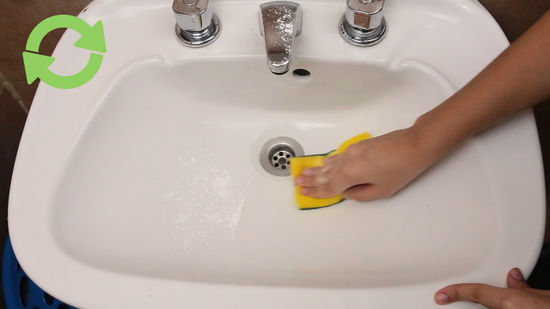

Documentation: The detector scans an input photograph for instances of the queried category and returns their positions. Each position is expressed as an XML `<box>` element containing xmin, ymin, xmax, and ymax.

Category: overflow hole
<box><xmin>292</xmin><ymin>68</ymin><xmax>311</xmax><ymax>78</ymax></box>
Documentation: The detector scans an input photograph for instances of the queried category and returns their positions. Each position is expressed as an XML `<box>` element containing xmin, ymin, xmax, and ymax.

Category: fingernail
<box><xmin>301</xmin><ymin>188</ymin><xmax>310</xmax><ymax>195</ymax></box>
<box><xmin>435</xmin><ymin>292</ymin><xmax>449</xmax><ymax>305</ymax></box>
<box><xmin>511</xmin><ymin>268</ymin><xmax>524</xmax><ymax>281</ymax></box>
<box><xmin>296</xmin><ymin>176</ymin><xmax>305</xmax><ymax>185</ymax></box>
<box><xmin>302</xmin><ymin>168</ymin><xmax>315</xmax><ymax>176</ymax></box>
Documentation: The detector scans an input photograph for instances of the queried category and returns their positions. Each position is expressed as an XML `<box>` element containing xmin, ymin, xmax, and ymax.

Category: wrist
<box><xmin>408</xmin><ymin>109</ymin><xmax>466</xmax><ymax>165</ymax></box>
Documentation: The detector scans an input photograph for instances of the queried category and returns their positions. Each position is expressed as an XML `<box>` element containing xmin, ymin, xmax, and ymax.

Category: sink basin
<box><xmin>9</xmin><ymin>0</ymin><xmax>545</xmax><ymax>308</ymax></box>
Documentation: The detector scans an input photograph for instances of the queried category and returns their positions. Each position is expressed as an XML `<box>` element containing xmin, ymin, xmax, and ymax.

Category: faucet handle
<box><xmin>340</xmin><ymin>0</ymin><xmax>386</xmax><ymax>46</ymax></box>
<box><xmin>345</xmin><ymin>0</ymin><xmax>384</xmax><ymax>31</ymax></box>
<box><xmin>173</xmin><ymin>0</ymin><xmax>212</xmax><ymax>32</ymax></box>
<box><xmin>173</xmin><ymin>0</ymin><xmax>221</xmax><ymax>47</ymax></box>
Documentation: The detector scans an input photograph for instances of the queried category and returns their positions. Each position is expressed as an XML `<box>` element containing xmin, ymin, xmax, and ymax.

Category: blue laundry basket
<box><xmin>2</xmin><ymin>237</ymin><xmax>77</xmax><ymax>309</ymax></box>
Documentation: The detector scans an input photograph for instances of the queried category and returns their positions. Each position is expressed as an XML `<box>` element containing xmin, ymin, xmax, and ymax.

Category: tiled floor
<box><xmin>0</xmin><ymin>0</ymin><xmax>549</xmax><ymax>307</ymax></box>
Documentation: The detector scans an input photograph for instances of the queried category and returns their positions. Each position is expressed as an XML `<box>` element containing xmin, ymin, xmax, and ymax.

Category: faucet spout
<box><xmin>259</xmin><ymin>1</ymin><xmax>302</xmax><ymax>75</ymax></box>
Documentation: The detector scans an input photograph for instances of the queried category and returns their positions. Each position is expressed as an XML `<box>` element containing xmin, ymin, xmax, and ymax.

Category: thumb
<box><xmin>343</xmin><ymin>184</ymin><xmax>383</xmax><ymax>201</ymax></box>
<box><xmin>507</xmin><ymin>268</ymin><xmax>550</xmax><ymax>297</ymax></box>
<box><xmin>507</xmin><ymin>268</ymin><xmax>529</xmax><ymax>290</ymax></box>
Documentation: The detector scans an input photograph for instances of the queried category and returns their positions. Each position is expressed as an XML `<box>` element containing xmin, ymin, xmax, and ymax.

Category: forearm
<box><xmin>412</xmin><ymin>9</ymin><xmax>550</xmax><ymax>162</ymax></box>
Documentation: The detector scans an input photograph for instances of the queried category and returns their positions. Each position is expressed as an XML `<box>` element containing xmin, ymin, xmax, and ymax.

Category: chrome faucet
<box><xmin>173</xmin><ymin>0</ymin><xmax>221</xmax><ymax>47</ymax></box>
<box><xmin>339</xmin><ymin>0</ymin><xmax>386</xmax><ymax>46</ymax></box>
<box><xmin>259</xmin><ymin>1</ymin><xmax>303</xmax><ymax>75</ymax></box>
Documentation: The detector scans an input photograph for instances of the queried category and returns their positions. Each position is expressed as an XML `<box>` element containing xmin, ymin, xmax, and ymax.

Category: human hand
<box><xmin>295</xmin><ymin>128</ymin><xmax>436</xmax><ymax>201</ymax></box>
<box><xmin>434</xmin><ymin>268</ymin><xmax>550</xmax><ymax>308</ymax></box>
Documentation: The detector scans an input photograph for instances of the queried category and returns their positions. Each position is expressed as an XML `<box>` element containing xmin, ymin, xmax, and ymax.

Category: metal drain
<box><xmin>260</xmin><ymin>137</ymin><xmax>304</xmax><ymax>176</ymax></box>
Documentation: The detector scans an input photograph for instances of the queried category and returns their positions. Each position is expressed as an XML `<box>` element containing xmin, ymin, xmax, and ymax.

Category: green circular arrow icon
<box><xmin>22</xmin><ymin>14</ymin><xmax>107</xmax><ymax>89</ymax></box>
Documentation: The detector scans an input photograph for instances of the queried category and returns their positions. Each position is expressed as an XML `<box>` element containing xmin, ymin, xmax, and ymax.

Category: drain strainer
<box><xmin>260</xmin><ymin>137</ymin><xmax>304</xmax><ymax>176</ymax></box>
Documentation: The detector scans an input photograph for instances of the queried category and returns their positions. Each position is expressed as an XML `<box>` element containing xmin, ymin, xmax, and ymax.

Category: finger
<box><xmin>507</xmin><ymin>268</ymin><xmax>529</xmax><ymax>290</ymax></box>
<box><xmin>296</xmin><ymin>174</ymin><xmax>331</xmax><ymax>188</ymax></box>
<box><xmin>504</xmin><ymin>268</ymin><xmax>550</xmax><ymax>297</ymax></box>
<box><xmin>342</xmin><ymin>184</ymin><xmax>383</xmax><ymax>201</ymax></box>
<box><xmin>300</xmin><ymin>186</ymin><xmax>341</xmax><ymax>199</ymax></box>
<box><xmin>295</xmin><ymin>175</ymin><xmax>315</xmax><ymax>187</ymax></box>
<box><xmin>302</xmin><ymin>167</ymin><xmax>322</xmax><ymax>176</ymax></box>
<box><xmin>298</xmin><ymin>166</ymin><xmax>334</xmax><ymax>185</ymax></box>
<box><xmin>435</xmin><ymin>283</ymin><xmax>510</xmax><ymax>308</ymax></box>
<box><xmin>300</xmin><ymin>173</ymin><xmax>352</xmax><ymax>198</ymax></box>
<box><xmin>320</xmin><ymin>164</ymin><xmax>333</xmax><ymax>174</ymax></box>
<box><xmin>294</xmin><ymin>175</ymin><xmax>315</xmax><ymax>187</ymax></box>
<box><xmin>299</xmin><ymin>161</ymin><xmax>341</xmax><ymax>188</ymax></box>
<box><xmin>323</xmin><ymin>154</ymin><xmax>341</xmax><ymax>164</ymax></box>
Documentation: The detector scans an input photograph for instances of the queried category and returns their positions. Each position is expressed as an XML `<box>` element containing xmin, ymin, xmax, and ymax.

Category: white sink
<box><xmin>9</xmin><ymin>0</ymin><xmax>545</xmax><ymax>308</ymax></box>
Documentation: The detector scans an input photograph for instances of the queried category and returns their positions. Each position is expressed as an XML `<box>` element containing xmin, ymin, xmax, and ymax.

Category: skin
<box><xmin>296</xmin><ymin>9</ymin><xmax>550</xmax><ymax>308</ymax></box>
<box><xmin>434</xmin><ymin>268</ymin><xmax>550</xmax><ymax>309</ymax></box>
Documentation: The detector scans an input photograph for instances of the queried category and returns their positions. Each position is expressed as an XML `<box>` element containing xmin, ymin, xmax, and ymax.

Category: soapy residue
<box><xmin>163</xmin><ymin>149</ymin><xmax>248</xmax><ymax>252</ymax></box>
<box><xmin>267</xmin><ymin>6</ymin><xmax>296</xmax><ymax>51</ymax></box>
<box><xmin>273</xmin><ymin>9</ymin><xmax>295</xmax><ymax>43</ymax></box>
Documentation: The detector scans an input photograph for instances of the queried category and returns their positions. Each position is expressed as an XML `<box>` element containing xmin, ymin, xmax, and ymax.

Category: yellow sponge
<box><xmin>290</xmin><ymin>132</ymin><xmax>371</xmax><ymax>210</ymax></box>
